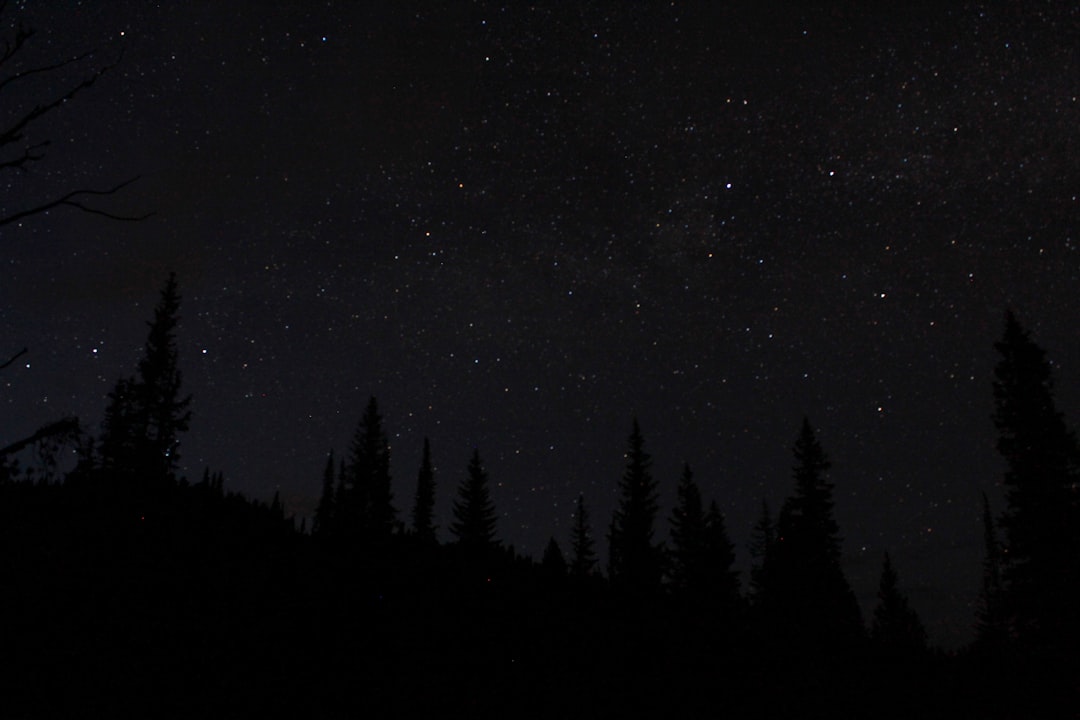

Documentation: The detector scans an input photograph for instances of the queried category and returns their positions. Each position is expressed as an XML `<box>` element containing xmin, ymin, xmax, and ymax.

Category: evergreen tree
<box><xmin>451</xmin><ymin>448</ymin><xmax>498</xmax><ymax>550</ymax></box>
<box><xmin>748</xmin><ymin>499</ymin><xmax>775</xmax><ymax>602</ymax></box>
<box><xmin>702</xmin><ymin>500</ymin><xmax>740</xmax><ymax>610</ymax></box>
<box><xmin>411</xmin><ymin>437</ymin><xmax>436</xmax><ymax>541</ymax></box>
<box><xmin>98</xmin><ymin>376</ymin><xmax>139</xmax><ymax>479</ymax></box>
<box><xmin>569</xmin><ymin>493</ymin><xmax>596</xmax><ymax>577</ymax></box>
<box><xmin>342</xmin><ymin>397</ymin><xmax>395</xmax><ymax>541</ymax></box>
<box><xmin>136</xmin><ymin>272</ymin><xmax>191</xmax><ymax>482</ymax></box>
<box><xmin>975</xmin><ymin>491</ymin><xmax>1008</xmax><ymax>650</ymax></box>
<box><xmin>98</xmin><ymin>273</ymin><xmax>191</xmax><ymax>487</ymax></box>
<box><xmin>669</xmin><ymin>462</ymin><xmax>706</xmax><ymax>593</ymax></box>
<box><xmin>607</xmin><ymin>419</ymin><xmax>662</xmax><ymax>592</ymax></box>
<box><xmin>766</xmin><ymin>418</ymin><xmax>862</xmax><ymax>644</ymax></box>
<box><xmin>991</xmin><ymin>311</ymin><xmax>1080</xmax><ymax>647</ymax></box>
<box><xmin>542</xmin><ymin>536</ymin><xmax>567</xmax><ymax>577</ymax></box>
<box><xmin>871</xmin><ymin>552</ymin><xmax>927</xmax><ymax>650</ymax></box>
<box><xmin>313</xmin><ymin>450</ymin><xmax>336</xmax><ymax>537</ymax></box>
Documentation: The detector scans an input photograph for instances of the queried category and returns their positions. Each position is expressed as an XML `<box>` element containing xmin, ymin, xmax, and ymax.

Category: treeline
<box><xmin>1</xmin><ymin>275</ymin><xmax>1078</xmax><ymax>717</ymax></box>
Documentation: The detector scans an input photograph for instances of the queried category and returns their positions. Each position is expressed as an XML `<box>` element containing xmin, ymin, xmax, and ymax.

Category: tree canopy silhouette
<box><xmin>98</xmin><ymin>272</ymin><xmax>191</xmax><ymax>487</ymax></box>
<box><xmin>992</xmin><ymin>311</ymin><xmax>1080</xmax><ymax>651</ymax></box>
<box><xmin>607</xmin><ymin>419</ymin><xmax>662</xmax><ymax>593</ymax></box>
<box><xmin>451</xmin><ymin>448</ymin><xmax>498</xmax><ymax>551</ymax></box>
<box><xmin>411</xmin><ymin>437</ymin><xmax>436</xmax><ymax>541</ymax></box>
<box><xmin>762</xmin><ymin>417</ymin><xmax>863</xmax><ymax>646</ymax></box>
<box><xmin>871</xmin><ymin>551</ymin><xmax>927</xmax><ymax>651</ymax></box>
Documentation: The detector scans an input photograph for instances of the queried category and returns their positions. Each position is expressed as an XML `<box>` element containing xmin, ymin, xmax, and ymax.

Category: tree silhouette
<box><xmin>98</xmin><ymin>273</ymin><xmax>191</xmax><ymax>487</ymax></box>
<box><xmin>341</xmin><ymin>397</ymin><xmax>395</xmax><ymax>542</ymax></box>
<box><xmin>748</xmin><ymin>499</ymin><xmax>775</xmax><ymax>603</ymax></box>
<box><xmin>669</xmin><ymin>462</ymin><xmax>706</xmax><ymax>593</ymax></box>
<box><xmin>702</xmin><ymin>500</ymin><xmax>740</xmax><ymax>612</ymax></box>
<box><xmin>992</xmin><ymin>311</ymin><xmax>1080</xmax><ymax>649</ymax></box>
<box><xmin>450</xmin><ymin>448</ymin><xmax>497</xmax><ymax>550</ymax></box>
<box><xmin>542</xmin><ymin>536</ymin><xmax>567</xmax><ymax>577</ymax></box>
<box><xmin>870</xmin><ymin>552</ymin><xmax>927</xmax><ymax>651</ymax></box>
<box><xmin>312</xmin><ymin>450</ymin><xmax>336</xmax><ymax>537</ymax></box>
<box><xmin>411</xmin><ymin>437</ymin><xmax>436</xmax><ymax>541</ymax></box>
<box><xmin>569</xmin><ymin>493</ymin><xmax>596</xmax><ymax>577</ymax></box>
<box><xmin>0</xmin><ymin>6</ymin><xmax>149</xmax><ymax>227</ymax></box>
<box><xmin>137</xmin><ymin>272</ymin><xmax>191</xmax><ymax>483</ymax></box>
<box><xmin>974</xmin><ymin>491</ymin><xmax>1008</xmax><ymax>650</ymax></box>
<box><xmin>765</xmin><ymin>418</ymin><xmax>862</xmax><ymax>645</ymax></box>
<box><xmin>607</xmin><ymin>419</ymin><xmax>662</xmax><ymax>592</ymax></box>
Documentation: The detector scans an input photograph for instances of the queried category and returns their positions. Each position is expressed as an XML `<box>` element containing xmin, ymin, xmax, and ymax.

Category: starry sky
<box><xmin>2</xmin><ymin>2</ymin><xmax>1078</xmax><ymax>647</ymax></box>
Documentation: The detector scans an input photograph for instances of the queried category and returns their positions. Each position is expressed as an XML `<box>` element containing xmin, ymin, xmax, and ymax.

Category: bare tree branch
<box><xmin>0</xmin><ymin>6</ymin><xmax>147</xmax><ymax>225</ymax></box>
<box><xmin>0</xmin><ymin>346</ymin><xmax>27</xmax><ymax>369</ymax></box>
<box><xmin>0</xmin><ymin>176</ymin><xmax>154</xmax><ymax>227</ymax></box>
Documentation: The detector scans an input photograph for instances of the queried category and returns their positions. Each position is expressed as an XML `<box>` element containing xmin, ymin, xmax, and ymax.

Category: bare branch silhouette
<box><xmin>0</xmin><ymin>346</ymin><xmax>27</xmax><ymax>370</ymax></box>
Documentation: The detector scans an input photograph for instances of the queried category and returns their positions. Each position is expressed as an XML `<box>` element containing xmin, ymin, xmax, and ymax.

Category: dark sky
<box><xmin>2</xmin><ymin>1</ymin><xmax>1078</xmax><ymax>648</ymax></box>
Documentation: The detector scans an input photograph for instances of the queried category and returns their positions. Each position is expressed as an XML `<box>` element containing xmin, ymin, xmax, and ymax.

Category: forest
<box><xmin>2</xmin><ymin>273</ymin><xmax>1077</xmax><ymax>718</ymax></box>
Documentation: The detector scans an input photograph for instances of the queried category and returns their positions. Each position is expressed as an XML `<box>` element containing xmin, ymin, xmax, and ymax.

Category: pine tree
<box><xmin>542</xmin><ymin>536</ymin><xmax>567</xmax><ymax>577</ymax></box>
<box><xmin>99</xmin><ymin>376</ymin><xmax>139</xmax><ymax>479</ymax></box>
<box><xmin>975</xmin><ymin>491</ymin><xmax>1008</xmax><ymax>650</ymax></box>
<box><xmin>871</xmin><ymin>552</ymin><xmax>927</xmax><ymax>651</ymax></box>
<box><xmin>411</xmin><ymin>437</ymin><xmax>436</xmax><ymax>541</ymax></box>
<box><xmin>342</xmin><ymin>397</ymin><xmax>395</xmax><ymax>541</ymax></box>
<box><xmin>313</xmin><ymin>450</ymin><xmax>336</xmax><ymax>537</ymax></box>
<box><xmin>607</xmin><ymin>419</ymin><xmax>662</xmax><ymax>592</ymax></box>
<box><xmin>702</xmin><ymin>500</ymin><xmax>740</xmax><ymax>610</ymax></box>
<box><xmin>98</xmin><ymin>274</ymin><xmax>191</xmax><ymax>487</ymax></box>
<box><xmin>135</xmin><ymin>272</ymin><xmax>191</xmax><ymax>483</ymax></box>
<box><xmin>669</xmin><ymin>462</ymin><xmax>706</xmax><ymax>593</ymax></box>
<box><xmin>991</xmin><ymin>311</ymin><xmax>1080</xmax><ymax>647</ymax></box>
<box><xmin>748</xmin><ymin>499</ymin><xmax>775</xmax><ymax>602</ymax></box>
<box><xmin>766</xmin><ymin>418</ymin><xmax>862</xmax><ymax>644</ymax></box>
<box><xmin>569</xmin><ymin>493</ymin><xmax>596</xmax><ymax>577</ymax></box>
<box><xmin>451</xmin><ymin>448</ymin><xmax>498</xmax><ymax>550</ymax></box>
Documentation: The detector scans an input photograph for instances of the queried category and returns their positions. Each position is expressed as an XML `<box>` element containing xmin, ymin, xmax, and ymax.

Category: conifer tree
<box><xmin>451</xmin><ymin>448</ymin><xmax>498</xmax><ymax>550</ymax></box>
<box><xmin>748</xmin><ymin>499</ymin><xmax>775</xmax><ymax>602</ymax></box>
<box><xmin>991</xmin><ymin>311</ymin><xmax>1080</xmax><ymax>647</ymax></box>
<box><xmin>136</xmin><ymin>272</ymin><xmax>191</xmax><ymax>482</ymax></box>
<box><xmin>702</xmin><ymin>500</ymin><xmax>740</xmax><ymax>610</ymax></box>
<box><xmin>98</xmin><ymin>274</ymin><xmax>191</xmax><ymax>486</ymax></box>
<box><xmin>542</xmin><ymin>536</ymin><xmax>567</xmax><ymax>577</ymax></box>
<box><xmin>342</xmin><ymin>397</ymin><xmax>395</xmax><ymax>541</ymax></box>
<box><xmin>871</xmin><ymin>552</ymin><xmax>927</xmax><ymax>650</ymax></box>
<box><xmin>975</xmin><ymin>491</ymin><xmax>1007</xmax><ymax>650</ymax></box>
<box><xmin>313</xmin><ymin>450</ymin><xmax>336</xmax><ymax>537</ymax></box>
<box><xmin>766</xmin><ymin>418</ymin><xmax>862</xmax><ymax>643</ymax></box>
<box><xmin>411</xmin><ymin>437</ymin><xmax>436</xmax><ymax>541</ymax></box>
<box><xmin>669</xmin><ymin>463</ymin><xmax>706</xmax><ymax>593</ymax></box>
<box><xmin>607</xmin><ymin>419</ymin><xmax>662</xmax><ymax>592</ymax></box>
<box><xmin>569</xmin><ymin>493</ymin><xmax>596</xmax><ymax>577</ymax></box>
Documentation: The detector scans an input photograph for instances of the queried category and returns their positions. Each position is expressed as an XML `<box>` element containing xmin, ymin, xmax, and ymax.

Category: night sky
<box><xmin>2</xmin><ymin>2</ymin><xmax>1078</xmax><ymax>648</ymax></box>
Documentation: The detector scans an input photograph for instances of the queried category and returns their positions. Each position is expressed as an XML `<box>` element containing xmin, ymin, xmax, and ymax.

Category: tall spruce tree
<box><xmin>669</xmin><ymin>462</ymin><xmax>706</xmax><ymax>593</ymax></box>
<box><xmin>870</xmin><ymin>552</ymin><xmax>927</xmax><ymax>651</ymax></box>
<box><xmin>411</xmin><ymin>437</ymin><xmax>436</xmax><ymax>541</ymax></box>
<box><xmin>313</xmin><ymin>450</ymin><xmax>336</xmax><ymax>537</ymax></box>
<box><xmin>766</xmin><ymin>418</ymin><xmax>862</xmax><ymax>644</ymax></box>
<box><xmin>975</xmin><ymin>491</ymin><xmax>1007</xmax><ymax>650</ymax></box>
<box><xmin>607</xmin><ymin>419</ymin><xmax>662</xmax><ymax>592</ymax></box>
<box><xmin>98</xmin><ymin>273</ymin><xmax>191</xmax><ymax>487</ymax></box>
<box><xmin>748</xmin><ymin>499</ymin><xmax>775</xmax><ymax>603</ymax></box>
<box><xmin>569</xmin><ymin>493</ymin><xmax>596</xmax><ymax>577</ymax></box>
<box><xmin>342</xmin><ymin>397</ymin><xmax>395</xmax><ymax>541</ymax></box>
<box><xmin>450</xmin><ymin>448</ymin><xmax>498</xmax><ymax>550</ymax></box>
<box><xmin>136</xmin><ymin>272</ymin><xmax>191</xmax><ymax>482</ymax></box>
<box><xmin>991</xmin><ymin>311</ymin><xmax>1080</xmax><ymax>647</ymax></box>
<box><xmin>702</xmin><ymin>499</ymin><xmax>740</xmax><ymax>611</ymax></box>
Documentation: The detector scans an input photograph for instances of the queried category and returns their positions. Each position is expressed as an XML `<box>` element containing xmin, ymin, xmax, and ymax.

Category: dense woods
<box><xmin>2</xmin><ymin>275</ymin><xmax>1078</xmax><ymax>717</ymax></box>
